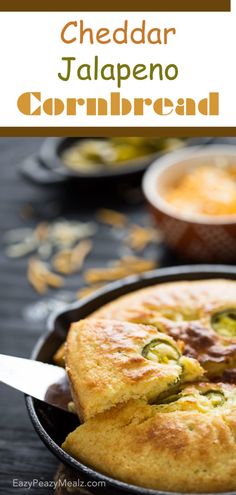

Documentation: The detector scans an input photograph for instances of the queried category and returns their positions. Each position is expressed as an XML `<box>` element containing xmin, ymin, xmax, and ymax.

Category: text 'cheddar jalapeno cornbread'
<box><xmin>60</xmin><ymin>279</ymin><xmax>236</xmax><ymax>493</ymax></box>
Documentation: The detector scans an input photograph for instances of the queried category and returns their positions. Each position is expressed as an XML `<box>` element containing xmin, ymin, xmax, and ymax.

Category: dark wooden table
<box><xmin>0</xmin><ymin>138</ymin><xmax>172</xmax><ymax>494</ymax></box>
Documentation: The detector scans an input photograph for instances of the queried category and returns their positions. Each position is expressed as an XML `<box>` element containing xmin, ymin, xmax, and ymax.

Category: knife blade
<box><xmin>0</xmin><ymin>353</ymin><xmax>73</xmax><ymax>412</ymax></box>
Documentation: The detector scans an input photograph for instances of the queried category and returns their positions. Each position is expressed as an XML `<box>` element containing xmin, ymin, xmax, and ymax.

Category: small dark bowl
<box><xmin>20</xmin><ymin>137</ymin><xmax>212</xmax><ymax>186</ymax></box>
<box><xmin>26</xmin><ymin>265</ymin><xmax>236</xmax><ymax>495</ymax></box>
<box><xmin>20</xmin><ymin>137</ymin><xmax>164</xmax><ymax>186</ymax></box>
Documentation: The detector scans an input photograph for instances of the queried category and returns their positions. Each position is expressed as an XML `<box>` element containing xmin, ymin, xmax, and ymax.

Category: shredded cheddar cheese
<box><xmin>165</xmin><ymin>164</ymin><xmax>236</xmax><ymax>217</ymax></box>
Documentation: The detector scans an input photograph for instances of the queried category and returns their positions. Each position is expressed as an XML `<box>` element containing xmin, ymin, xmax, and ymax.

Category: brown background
<box><xmin>1</xmin><ymin>128</ymin><xmax>236</xmax><ymax>137</ymax></box>
<box><xmin>1</xmin><ymin>0</ymin><xmax>231</xmax><ymax>11</ymax></box>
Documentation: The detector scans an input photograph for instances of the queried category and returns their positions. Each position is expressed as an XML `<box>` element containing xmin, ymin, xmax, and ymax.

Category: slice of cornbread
<box><xmin>55</xmin><ymin>279</ymin><xmax>236</xmax><ymax>379</ymax></box>
<box><xmin>62</xmin><ymin>382</ymin><xmax>236</xmax><ymax>493</ymax></box>
<box><xmin>65</xmin><ymin>318</ymin><xmax>203</xmax><ymax>421</ymax></box>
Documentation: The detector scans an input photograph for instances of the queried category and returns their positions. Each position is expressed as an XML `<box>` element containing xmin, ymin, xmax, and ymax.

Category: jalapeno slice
<box><xmin>142</xmin><ymin>338</ymin><xmax>180</xmax><ymax>364</ymax></box>
<box><xmin>160</xmin><ymin>392</ymin><xmax>182</xmax><ymax>404</ymax></box>
<box><xmin>211</xmin><ymin>308</ymin><xmax>236</xmax><ymax>337</ymax></box>
<box><xmin>201</xmin><ymin>390</ymin><xmax>225</xmax><ymax>407</ymax></box>
<box><xmin>160</xmin><ymin>309</ymin><xmax>199</xmax><ymax>322</ymax></box>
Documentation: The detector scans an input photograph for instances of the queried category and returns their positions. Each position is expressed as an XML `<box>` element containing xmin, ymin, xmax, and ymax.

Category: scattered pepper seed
<box><xmin>34</xmin><ymin>222</ymin><xmax>49</xmax><ymax>242</ymax></box>
<box><xmin>76</xmin><ymin>283</ymin><xmax>106</xmax><ymax>299</ymax></box>
<box><xmin>96</xmin><ymin>208</ymin><xmax>127</xmax><ymax>228</ymax></box>
<box><xmin>27</xmin><ymin>258</ymin><xmax>64</xmax><ymax>294</ymax></box>
<box><xmin>4</xmin><ymin>212</ymin><xmax>159</xmax><ymax>296</ymax></box>
<box><xmin>5</xmin><ymin>238</ymin><xmax>38</xmax><ymax>258</ymax></box>
<box><xmin>126</xmin><ymin>224</ymin><xmax>162</xmax><ymax>251</ymax></box>
<box><xmin>52</xmin><ymin>239</ymin><xmax>93</xmax><ymax>275</ymax></box>
<box><xmin>84</xmin><ymin>256</ymin><xmax>157</xmax><ymax>284</ymax></box>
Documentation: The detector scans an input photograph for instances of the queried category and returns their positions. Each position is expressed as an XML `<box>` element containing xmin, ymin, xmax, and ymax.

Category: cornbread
<box><xmin>165</xmin><ymin>164</ymin><xmax>236</xmax><ymax>217</ymax></box>
<box><xmin>94</xmin><ymin>279</ymin><xmax>236</xmax><ymax>378</ymax></box>
<box><xmin>62</xmin><ymin>382</ymin><xmax>236</xmax><ymax>493</ymax></box>
<box><xmin>65</xmin><ymin>318</ymin><xmax>203</xmax><ymax>421</ymax></box>
<box><xmin>61</xmin><ymin>278</ymin><xmax>236</xmax><ymax>492</ymax></box>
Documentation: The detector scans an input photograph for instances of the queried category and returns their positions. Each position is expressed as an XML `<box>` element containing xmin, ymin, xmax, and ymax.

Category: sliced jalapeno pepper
<box><xmin>160</xmin><ymin>392</ymin><xmax>182</xmax><ymax>404</ymax></box>
<box><xmin>211</xmin><ymin>308</ymin><xmax>236</xmax><ymax>337</ymax></box>
<box><xmin>142</xmin><ymin>338</ymin><xmax>180</xmax><ymax>364</ymax></box>
<box><xmin>201</xmin><ymin>390</ymin><xmax>225</xmax><ymax>407</ymax></box>
<box><xmin>160</xmin><ymin>309</ymin><xmax>198</xmax><ymax>322</ymax></box>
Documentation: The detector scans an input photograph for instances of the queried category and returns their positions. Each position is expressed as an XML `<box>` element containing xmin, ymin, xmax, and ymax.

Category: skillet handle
<box><xmin>20</xmin><ymin>154</ymin><xmax>66</xmax><ymax>185</ymax></box>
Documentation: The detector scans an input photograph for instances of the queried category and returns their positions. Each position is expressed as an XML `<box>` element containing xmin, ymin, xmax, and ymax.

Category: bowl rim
<box><xmin>142</xmin><ymin>144</ymin><xmax>236</xmax><ymax>226</ymax></box>
<box><xmin>26</xmin><ymin>264</ymin><xmax>236</xmax><ymax>495</ymax></box>
<box><xmin>40</xmin><ymin>137</ymin><xmax>168</xmax><ymax>179</ymax></box>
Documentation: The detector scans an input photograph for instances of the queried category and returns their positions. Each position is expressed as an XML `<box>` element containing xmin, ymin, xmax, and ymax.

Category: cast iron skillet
<box><xmin>26</xmin><ymin>265</ymin><xmax>236</xmax><ymax>495</ymax></box>
<box><xmin>20</xmin><ymin>137</ymin><xmax>213</xmax><ymax>186</ymax></box>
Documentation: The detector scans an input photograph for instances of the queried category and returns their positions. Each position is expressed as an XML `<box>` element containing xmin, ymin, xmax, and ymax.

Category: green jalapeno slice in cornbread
<box><xmin>211</xmin><ymin>308</ymin><xmax>236</xmax><ymax>337</ymax></box>
<box><xmin>142</xmin><ymin>338</ymin><xmax>180</xmax><ymax>364</ymax></box>
<box><xmin>66</xmin><ymin>319</ymin><xmax>203</xmax><ymax>421</ymax></box>
<box><xmin>201</xmin><ymin>390</ymin><xmax>225</xmax><ymax>407</ymax></box>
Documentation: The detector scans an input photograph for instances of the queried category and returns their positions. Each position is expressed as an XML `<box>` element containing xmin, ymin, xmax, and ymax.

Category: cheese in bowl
<box><xmin>165</xmin><ymin>163</ymin><xmax>236</xmax><ymax>217</ymax></box>
<box><xmin>142</xmin><ymin>145</ymin><xmax>236</xmax><ymax>262</ymax></box>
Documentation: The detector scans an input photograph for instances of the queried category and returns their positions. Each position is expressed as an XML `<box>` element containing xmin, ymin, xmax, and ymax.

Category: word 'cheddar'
<box><xmin>61</xmin><ymin>20</ymin><xmax>176</xmax><ymax>46</ymax></box>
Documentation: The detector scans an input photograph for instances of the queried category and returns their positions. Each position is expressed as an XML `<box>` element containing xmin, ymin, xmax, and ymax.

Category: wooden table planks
<box><xmin>0</xmin><ymin>138</ymin><xmax>162</xmax><ymax>494</ymax></box>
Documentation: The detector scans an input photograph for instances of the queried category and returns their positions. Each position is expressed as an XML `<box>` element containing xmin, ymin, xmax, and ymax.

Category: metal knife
<box><xmin>0</xmin><ymin>353</ymin><xmax>73</xmax><ymax>412</ymax></box>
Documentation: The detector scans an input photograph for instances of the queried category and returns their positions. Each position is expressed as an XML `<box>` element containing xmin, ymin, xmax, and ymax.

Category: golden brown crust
<box><xmin>60</xmin><ymin>279</ymin><xmax>236</xmax><ymax>492</ymax></box>
<box><xmin>53</xmin><ymin>343</ymin><xmax>65</xmax><ymax>367</ymax></box>
<box><xmin>65</xmin><ymin>318</ymin><xmax>203</xmax><ymax>421</ymax></box>
<box><xmin>62</xmin><ymin>382</ymin><xmax>236</xmax><ymax>493</ymax></box>
<box><xmin>93</xmin><ymin>279</ymin><xmax>236</xmax><ymax>378</ymax></box>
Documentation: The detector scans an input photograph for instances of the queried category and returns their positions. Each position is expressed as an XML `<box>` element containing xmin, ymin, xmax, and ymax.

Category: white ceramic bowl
<box><xmin>142</xmin><ymin>145</ymin><xmax>236</xmax><ymax>262</ymax></box>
